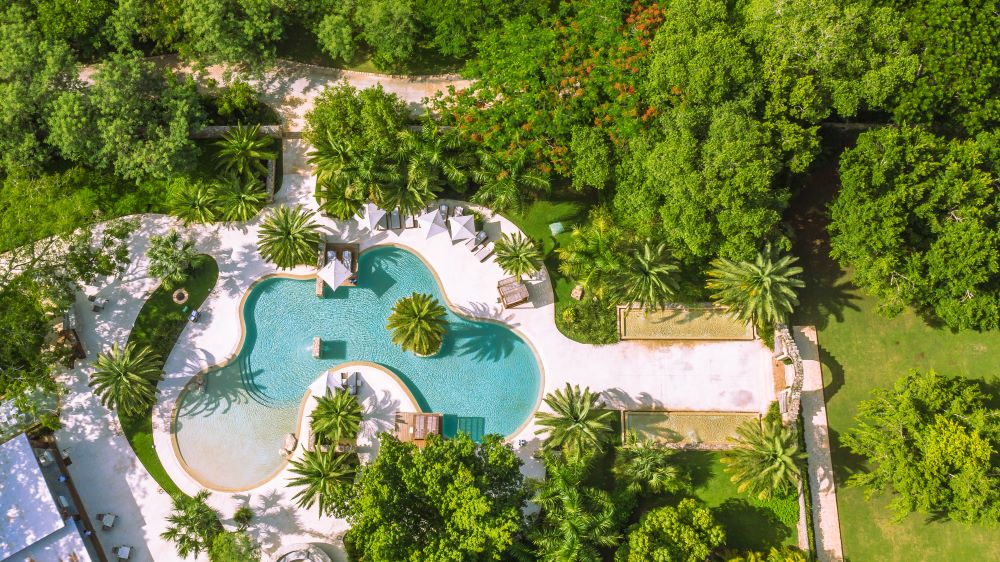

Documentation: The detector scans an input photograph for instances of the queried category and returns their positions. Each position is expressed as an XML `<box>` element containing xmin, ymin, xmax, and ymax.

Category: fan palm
<box><xmin>315</xmin><ymin>176</ymin><xmax>366</xmax><ymax>220</ymax></box>
<box><xmin>494</xmin><ymin>232</ymin><xmax>542</xmax><ymax>279</ymax></box>
<box><xmin>307</xmin><ymin>130</ymin><xmax>350</xmax><ymax>183</ymax></box>
<box><xmin>311</xmin><ymin>388</ymin><xmax>363</xmax><ymax>445</ymax></box>
<box><xmin>89</xmin><ymin>342</ymin><xmax>162</xmax><ymax>417</ymax></box>
<box><xmin>288</xmin><ymin>449</ymin><xmax>357</xmax><ymax>517</ymax></box>
<box><xmin>557</xmin><ymin>207</ymin><xmax>625</xmax><ymax>297</ymax></box>
<box><xmin>146</xmin><ymin>230</ymin><xmax>203</xmax><ymax>289</ymax></box>
<box><xmin>707</xmin><ymin>244</ymin><xmax>805</xmax><ymax>333</ymax></box>
<box><xmin>214</xmin><ymin>174</ymin><xmax>267</xmax><ymax>222</ymax></box>
<box><xmin>387</xmin><ymin>293</ymin><xmax>448</xmax><ymax>356</ymax></box>
<box><xmin>471</xmin><ymin>150</ymin><xmax>549</xmax><ymax>212</ymax></box>
<box><xmin>613</xmin><ymin>437</ymin><xmax>689</xmax><ymax>495</ymax></box>
<box><xmin>169</xmin><ymin>181</ymin><xmax>217</xmax><ymax>225</ymax></box>
<box><xmin>534</xmin><ymin>383</ymin><xmax>615</xmax><ymax>458</ymax></box>
<box><xmin>401</xmin><ymin>120</ymin><xmax>473</xmax><ymax>191</ymax></box>
<box><xmin>214</xmin><ymin>123</ymin><xmax>275</xmax><ymax>179</ymax></box>
<box><xmin>617</xmin><ymin>240</ymin><xmax>680</xmax><ymax>310</ymax></box>
<box><xmin>532</xmin><ymin>457</ymin><xmax>620</xmax><ymax>561</ymax></box>
<box><xmin>161</xmin><ymin>490</ymin><xmax>222</xmax><ymax>558</ymax></box>
<box><xmin>257</xmin><ymin>205</ymin><xmax>321</xmax><ymax>269</ymax></box>
<box><xmin>720</xmin><ymin>417</ymin><xmax>806</xmax><ymax>500</ymax></box>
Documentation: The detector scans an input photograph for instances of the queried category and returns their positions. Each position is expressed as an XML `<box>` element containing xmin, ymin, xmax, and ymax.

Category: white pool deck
<box><xmin>53</xmin><ymin>151</ymin><xmax>776</xmax><ymax>561</ymax></box>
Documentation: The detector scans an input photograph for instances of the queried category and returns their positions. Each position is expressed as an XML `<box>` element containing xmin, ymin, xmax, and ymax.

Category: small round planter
<box><xmin>172</xmin><ymin>288</ymin><xmax>190</xmax><ymax>305</ymax></box>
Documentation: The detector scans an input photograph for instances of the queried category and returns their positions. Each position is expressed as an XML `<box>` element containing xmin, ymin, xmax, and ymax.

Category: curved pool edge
<box><xmin>167</xmin><ymin>242</ymin><xmax>546</xmax><ymax>494</ymax></box>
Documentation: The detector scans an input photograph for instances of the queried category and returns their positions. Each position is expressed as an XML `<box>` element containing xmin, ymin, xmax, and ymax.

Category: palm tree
<box><xmin>169</xmin><ymin>181</ymin><xmax>217</xmax><ymax>225</ymax></box>
<box><xmin>89</xmin><ymin>342</ymin><xmax>162</xmax><ymax>418</ymax></box>
<box><xmin>532</xmin><ymin>456</ymin><xmax>620</xmax><ymax>561</ymax></box>
<box><xmin>613</xmin><ymin>437</ymin><xmax>689</xmax><ymax>495</ymax></box>
<box><xmin>215</xmin><ymin>123</ymin><xmax>275</xmax><ymax>179</ymax></box>
<box><xmin>161</xmin><ymin>490</ymin><xmax>222</xmax><ymax>558</ymax></box>
<box><xmin>386</xmin><ymin>292</ymin><xmax>448</xmax><ymax>356</ymax></box>
<box><xmin>534</xmin><ymin>383</ymin><xmax>615</xmax><ymax>458</ymax></box>
<box><xmin>309</xmin><ymin>133</ymin><xmax>403</xmax><ymax>207</ymax></box>
<box><xmin>707</xmin><ymin>244</ymin><xmax>805</xmax><ymax>333</ymax></box>
<box><xmin>147</xmin><ymin>230</ymin><xmax>203</xmax><ymax>289</ymax></box>
<box><xmin>288</xmin><ymin>449</ymin><xmax>357</xmax><ymax>517</ymax></box>
<box><xmin>311</xmin><ymin>388</ymin><xmax>363</xmax><ymax>445</ymax></box>
<box><xmin>307</xmin><ymin>130</ymin><xmax>350</xmax><ymax>184</ymax></box>
<box><xmin>471</xmin><ymin>150</ymin><xmax>549</xmax><ymax>212</ymax></box>
<box><xmin>315</xmin><ymin>176</ymin><xmax>366</xmax><ymax>220</ymax></box>
<box><xmin>558</xmin><ymin>207</ymin><xmax>625</xmax><ymax>298</ymax></box>
<box><xmin>214</xmin><ymin>174</ymin><xmax>267</xmax><ymax>222</ymax></box>
<box><xmin>400</xmin><ymin>119</ymin><xmax>473</xmax><ymax>192</ymax></box>
<box><xmin>617</xmin><ymin>239</ymin><xmax>679</xmax><ymax>310</ymax></box>
<box><xmin>378</xmin><ymin>172</ymin><xmax>436</xmax><ymax>215</ymax></box>
<box><xmin>494</xmin><ymin>232</ymin><xmax>542</xmax><ymax>279</ymax></box>
<box><xmin>257</xmin><ymin>205</ymin><xmax>321</xmax><ymax>269</ymax></box>
<box><xmin>720</xmin><ymin>417</ymin><xmax>806</xmax><ymax>500</ymax></box>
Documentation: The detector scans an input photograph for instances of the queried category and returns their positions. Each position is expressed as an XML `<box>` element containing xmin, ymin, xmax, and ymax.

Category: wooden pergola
<box><xmin>498</xmin><ymin>276</ymin><xmax>529</xmax><ymax>308</ymax></box>
<box><xmin>394</xmin><ymin>412</ymin><xmax>443</xmax><ymax>447</ymax></box>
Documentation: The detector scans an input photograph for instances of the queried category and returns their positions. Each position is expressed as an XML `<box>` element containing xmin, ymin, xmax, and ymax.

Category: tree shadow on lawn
<box><xmin>713</xmin><ymin>498</ymin><xmax>792</xmax><ymax>552</ymax></box>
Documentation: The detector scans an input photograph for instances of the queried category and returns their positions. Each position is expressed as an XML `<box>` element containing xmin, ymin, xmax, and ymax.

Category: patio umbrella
<box><xmin>449</xmin><ymin>213</ymin><xmax>476</xmax><ymax>241</ymax></box>
<box><xmin>318</xmin><ymin>258</ymin><xmax>352</xmax><ymax>289</ymax></box>
<box><xmin>417</xmin><ymin>209</ymin><xmax>448</xmax><ymax>239</ymax></box>
<box><xmin>363</xmin><ymin>202</ymin><xmax>386</xmax><ymax>231</ymax></box>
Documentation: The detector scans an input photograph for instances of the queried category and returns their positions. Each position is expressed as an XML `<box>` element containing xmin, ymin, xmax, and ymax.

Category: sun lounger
<box><xmin>466</xmin><ymin>231</ymin><xmax>488</xmax><ymax>251</ymax></box>
<box><xmin>326</xmin><ymin>250</ymin><xmax>336</xmax><ymax>265</ymax></box>
<box><xmin>475</xmin><ymin>242</ymin><xmax>495</xmax><ymax>262</ymax></box>
<box><xmin>341</xmin><ymin>250</ymin><xmax>352</xmax><ymax>270</ymax></box>
<box><xmin>389</xmin><ymin>209</ymin><xmax>402</xmax><ymax>229</ymax></box>
<box><xmin>92</xmin><ymin>297</ymin><xmax>108</xmax><ymax>312</ymax></box>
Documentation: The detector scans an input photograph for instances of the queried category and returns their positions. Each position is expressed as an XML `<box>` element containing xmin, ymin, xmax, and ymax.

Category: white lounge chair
<box><xmin>475</xmin><ymin>242</ymin><xmax>495</xmax><ymax>262</ymax></box>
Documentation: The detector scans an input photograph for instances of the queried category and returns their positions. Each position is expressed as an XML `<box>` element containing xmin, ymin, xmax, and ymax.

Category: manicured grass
<box><xmin>121</xmin><ymin>257</ymin><xmax>219</xmax><ymax>498</ymax></box>
<box><xmin>788</xmin><ymin>132</ymin><xmax>1000</xmax><ymax>562</ymax></box>
<box><xmin>673</xmin><ymin>451</ymin><xmax>799</xmax><ymax>552</ymax></box>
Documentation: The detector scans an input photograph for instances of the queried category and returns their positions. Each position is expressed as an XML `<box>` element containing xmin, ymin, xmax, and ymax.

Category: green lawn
<box><xmin>673</xmin><ymin>451</ymin><xmax>799</xmax><ymax>552</ymax></box>
<box><xmin>121</xmin><ymin>257</ymin><xmax>219</xmax><ymax>498</ymax></box>
<box><xmin>789</xmin><ymin>132</ymin><xmax>1000</xmax><ymax>562</ymax></box>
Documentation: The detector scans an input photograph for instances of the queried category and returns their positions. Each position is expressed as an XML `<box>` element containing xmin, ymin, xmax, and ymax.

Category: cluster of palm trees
<box><xmin>89</xmin><ymin>342</ymin><xmax>162</xmax><ymax>418</ymax></box>
<box><xmin>560</xmin><ymin>211</ymin><xmax>805</xmax><ymax>332</ymax></box>
<box><xmin>170</xmin><ymin>124</ymin><xmax>276</xmax><ymax>225</ymax></box>
<box><xmin>288</xmin><ymin>388</ymin><xmax>363</xmax><ymax>518</ymax></box>
<box><xmin>146</xmin><ymin>229</ymin><xmax>206</xmax><ymax>289</ymax></box>
<box><xmin>386</xmin><ymin>292</ymin><xmax>449</xmax><ymax>356</ymax></box>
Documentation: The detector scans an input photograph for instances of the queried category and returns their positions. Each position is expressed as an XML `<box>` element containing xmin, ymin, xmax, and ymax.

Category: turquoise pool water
<box><xmin>173</xmin><ymin>246</ymin><xmax>542</xmax><ymax>490</ymax></box>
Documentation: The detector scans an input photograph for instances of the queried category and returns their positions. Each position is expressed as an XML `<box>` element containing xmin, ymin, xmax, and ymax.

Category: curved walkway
<box><xmin>79</xmin><ymin>55</ymin><xmax>472</xmax><ymax>132</ymax></box>
<box><xmin>52</xmin><ymin>142</ymin><xmax>777</xmax><ymax>561</ymax></box>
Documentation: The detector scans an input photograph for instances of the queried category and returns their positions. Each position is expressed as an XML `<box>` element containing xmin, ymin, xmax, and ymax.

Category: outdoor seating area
<box><xmin>317</xmin><ymin>239</ymin><xmax>360</xmax><ymax>294</ymax></box>
<box><xmin>394</xmin><ymin>412</ymin><xmax>443</xmax><ymax>447</ymax></box>
<box><xmin>326</xmin><ymin>369</ymin><xmax>363</xmax><ymax>396</ymax></box>
<box><xmin>498</xmin><ymin>276</ymin><xmax>529</xmax><ymax>308</ymax></box>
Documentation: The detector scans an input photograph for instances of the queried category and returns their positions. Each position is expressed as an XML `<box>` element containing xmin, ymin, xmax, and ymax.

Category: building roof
<box><xmin>0</xmin><ymin>434</ymin><xmax>94</xmax><ymax>562</ymax></box>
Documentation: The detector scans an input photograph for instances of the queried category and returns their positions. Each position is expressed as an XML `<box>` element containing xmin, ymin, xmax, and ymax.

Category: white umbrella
<box><xmin>363</xmin><ymin>202</ymin><xmax>386</xmax><ymax>231</ymax></box>
<box><xmin>318</xmin><ymin>258</ymin><xmax>352</xmax><ymax>289</ymax></box>
<box><xmin>417</xmin><ymin>209</ymin><xmax>448</xmax><ymax>239</ymax></box>
<box><xmin>449</xmin><ymin>214</ymin><xmax>476</xmax><ymax>241</ymax></box>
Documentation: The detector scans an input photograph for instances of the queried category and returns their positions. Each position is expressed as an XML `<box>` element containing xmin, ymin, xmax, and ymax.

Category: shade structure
<box><xmin>363</xmin><ymin>202</ymin><xmax>386</xmax><ymax>231</ymax></box>
<box><xmin>417</xmin><ymin>209</ymin><xmax>448</xmax><ymax>238</ymax></box>
<box><xmin>318</xmin><ymin>258</ymin><xmax>352</xmax><ymax>289</ymax></box>
<box><xmin>449</xmin><ymin>213</ymin><xmax>476</xmax><ymax>241</ymax></box>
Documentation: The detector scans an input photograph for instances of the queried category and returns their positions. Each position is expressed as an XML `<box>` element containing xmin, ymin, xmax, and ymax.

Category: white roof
<box><xmin>417</xmin><ymin>209</ymin><xmax>447</xmax><ymax>238</ymax></box>
<box><xmin>317</xmin><ymin>258</ymin><xmax>352</xmax><ymax>289</ymax></box>
<box><xmin>0</xmin><ymin>435</ymin><xmax>67</xmax><ymax>559</ymax></box>
<box><xmin>363</xmin><ymin>202</ymin><xmax>386</xmax><ymax>231</ymax></box>
<box><xmin>449</xmin><ymin>214</ymin><xmax>476</xmax><ymax>241</ymax></box>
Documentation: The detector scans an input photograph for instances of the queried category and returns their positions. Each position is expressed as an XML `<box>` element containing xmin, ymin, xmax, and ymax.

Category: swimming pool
<box><xmin>172</xmin><ymin>246</ymin><xmax>542</xmax><ymax>490</ymax></box>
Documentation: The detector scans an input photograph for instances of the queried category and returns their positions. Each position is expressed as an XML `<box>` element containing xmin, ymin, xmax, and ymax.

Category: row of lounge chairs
<box><xmin>468</xmin><ymin>231</ymin><xmax>494</xmax><ymax>262</ymax></box>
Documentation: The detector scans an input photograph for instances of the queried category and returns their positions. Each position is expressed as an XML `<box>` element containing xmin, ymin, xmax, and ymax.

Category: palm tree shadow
<box><xmin>446</xmin><ymin>319</ymin><xmax>519</xmax><ymax>361</ymax></box>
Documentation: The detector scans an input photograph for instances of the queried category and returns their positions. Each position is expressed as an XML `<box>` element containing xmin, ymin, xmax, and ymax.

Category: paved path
<box><xmin>51</xmin><ymin>140</ymin><xmax>777</xmax><ymax>560</ymax></box>
<box><xmin>79</xmin><ymin>56</ymin><xmax>472</xmax><ymax>132</ymax></box>
<box><xmin>793</xmin><ymin>326</ymin><xmax>845</xmax><ymax>562</ymax></box>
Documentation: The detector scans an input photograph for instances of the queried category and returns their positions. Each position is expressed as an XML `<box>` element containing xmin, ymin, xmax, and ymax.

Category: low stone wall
<box><xmin>775</xmin><ymin>324</ymin><xmax>805</xmax><ymax>425</ymax></box>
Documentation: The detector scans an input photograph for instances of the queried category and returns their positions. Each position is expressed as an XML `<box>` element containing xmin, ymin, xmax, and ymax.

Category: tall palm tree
<box><xmin>307</xmin><ymin>130</ymin><xmax>350</xmax><ymax>184</ymax></box>
<box><xmin>558</xmin><ymin>208</ymin><xmax>625</xmax><ymax>298</ymax></box>
<box><xmin>707</xmin><ymin>244</ymin><xmax>805</xmax><ymax>333</ymax></box>
<box><xmin>315</xmin><ymin>176</ymin><xmax>366</xmax><ymax>220</ymax></box>
<box><xmin>386</xmin><ymin>292</ymin><xmax>448</xmax><ymax>356</ymax></box>
<box><xmin>617</xmin><ymin>240</ymin><xmax>680</xmax><ymax>310</ymax></box>
<box><xmin>309</xmin><ymin>133</ymin><xmax>402</xmax><ymax>206</ymax></box>
<box><xmin>400</xmin><ymin>119</ymin><xmax>473</xmax><ymax>192</ymax></box>
<box><xmin>161</xmin><ymin>490</ymin><xmax>222</xmax><ymax>558</ymax></box>
<box><xmin>311</xmin><ymin>388</ymin><xmax>363</xmax><ymax>445</ymax></box>
<box><xmin>534</xmin><ymin>383</ymin><xmax>615</xmax><ymax>458</ymax></box>
<box><xmin>288</xmin><ymin>449</ymin><xmax>357</xmax><ymax>517</ymax></box>
<box><xmin>146</xmin><ymin>230</ymin><xmax>203</xmax><ymax>289</ymax></box>
<box><xmin>532</xmin><ymin>457</ymin><xmax>620</xmax><ymax>561</ymax></box>
<box><xmin>214</xmin><ymin>123</ymin><xmax>275</xmax><ymax>179</ymax></box>
<box><xmin>471</xmin><ymin>150</ymin><xmax>549</xmax><ymax>212</ymax></box>
<box><xmin>494</xmin><ymin>232</ymin><xmax>542</xmax><ymax>279</ymax></box>
<box><xmin>613</xmin><ymin>437</ymin><xmax>689</xmax><ymax>495</ymax></box>
<box><xmin>214</xmin><ymin>174</ymin><xmax>267</xmax><ymax>222</ymax></box>
<box><xmin>720</xmin><ymin>417</ymin><xmax>806</xmax><ymax>500</ymax></box>
<box><xmin>257</xmin><ymin>205</ymin><xmax>321</xmax><ymax>269</ymax></box>
<box><xmin>89</xmin><ymin>342</ymin><xmax>162</xmax><ymax>418</ymax></box>
<box><xmin>169</xmin><ymin>181</ymin><xmax>217</xmax><ymax>225</ymax></box>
